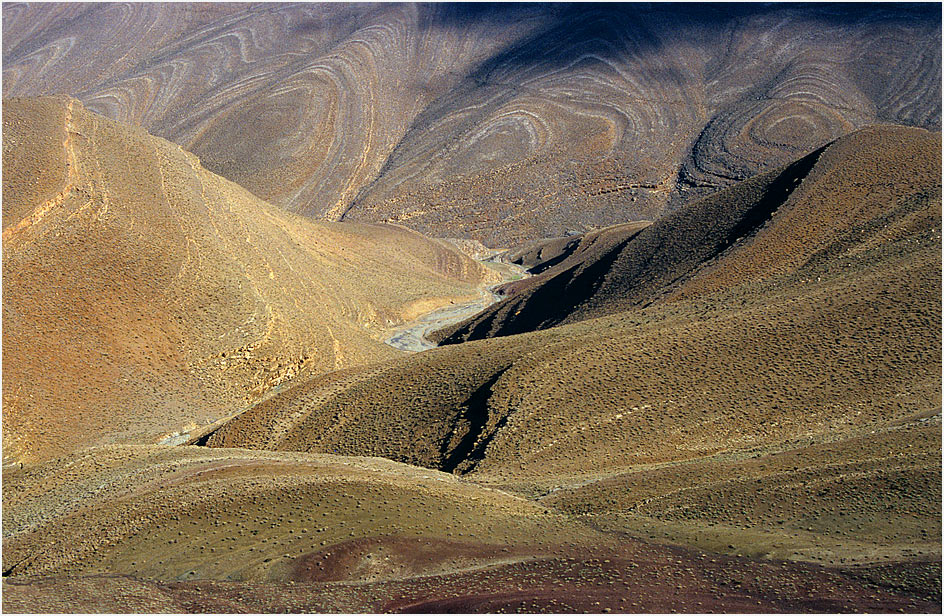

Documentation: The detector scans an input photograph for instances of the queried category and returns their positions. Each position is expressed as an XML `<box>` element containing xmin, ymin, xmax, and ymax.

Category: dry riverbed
<box><xmin>384</xmin><ymin>258</ymin><xmax>528</xmax><ymax>352</ymax></box>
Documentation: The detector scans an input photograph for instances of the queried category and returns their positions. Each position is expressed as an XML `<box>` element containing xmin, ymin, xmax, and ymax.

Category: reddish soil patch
<box><xmin>290</xmin><ymin>536</ymin><xmax>540</xmax><ymax>583</ymax></box>
<box><xmin>379</xmin><ymin>540</ymin><xmax>940</xmax><ymax>613</ymax></box>
<box><xmin>4</xmin><ymin>544</ymin><xmax>938</xmax><ymax>613</ymax></box>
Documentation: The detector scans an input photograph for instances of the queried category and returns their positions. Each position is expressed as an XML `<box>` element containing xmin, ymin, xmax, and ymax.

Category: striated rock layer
<box><xmin>3</xmin><ymin>3</ymin><xmax>940</xmax><ymax>244</ymax></box>
<box><xmin>1</xmin><ymin>96</ymin><xmax>497</xmax><ymax>464</ymax></box>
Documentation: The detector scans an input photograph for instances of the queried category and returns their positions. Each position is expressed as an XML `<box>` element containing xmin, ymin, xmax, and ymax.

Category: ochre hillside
<box><xmin>3</xmin><ymin>3</ymin><xmax>940</xmax><ymax>244</ymax></box>
<box><xmin>2</xmin><ymin>445</ymin><xmax>604</xmax><ymax>582</ymax></box>
<box><xmin>208</xmin><ymin>126</ymin><xmax>941</xmax><ymax>571</ymax></box>
<box><xmin>1</xmin><ymin>96</ymin><xmax>497</xmax><ymax>464</ymax></box>
<box><xmin>2</xmin><ymin>6</ymin><xmax>941</xmax><ymax>611</ymax></box>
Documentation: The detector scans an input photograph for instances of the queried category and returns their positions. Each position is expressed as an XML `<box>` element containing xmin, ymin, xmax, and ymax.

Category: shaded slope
<box><xmin>1</xmin><ymin>96</ymin><xmax>497</xmax><ymax>464</ymax></box>
<box><xmin>437</xmin><ymin>142</ymin><xmax>827</xmax><ymax>342</ymax></box>
<box><xmin>207</xmin><ymin>126</ymin><xmax>941</xmax><ymax>566</ymax></box>
<box><xmin>496</xmin><ymin>220</ymin><xmax>653</xmax><ymax>292</ymax></box>
<box><xmin>2</xmin><ymin>3</ymin><xmax>553</xmax><ymax>229</ymax></box>
<box><xmin>3</xmin><ymin>3</ymin><xmax>940</xmax><ymax>244</ymax></box>
<box><xmin>440</xmin><ymin>126</ymin><xmax>940</xmax><ymax>343</ymax></box>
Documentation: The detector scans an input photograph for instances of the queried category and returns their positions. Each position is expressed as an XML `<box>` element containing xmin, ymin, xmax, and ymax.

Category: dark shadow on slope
<box><xmin>440</xmin><ymin>367</ymin><xmax>510</xmax><ymax>474</ymax></box>
<box><xmin>438</xmin><ymin>233</ymin><xmax>634</xmax><ymax>345</ymax></box>
<box><xmin>521</xmin><ymin>238</ymin><xmax>582</xmax><ymax>275</ymax></box>
<box><xmin>190</xmin><ymin>427</ymin><xmax>221</xmax><ymax>447</ymax></box>
<box><xmin>439</xmin><ymin>140</ymin><xmax>831</xmax><ymax>345</ymax></box>
<box><xmin>707</xmin><ymin>143</ymin><xmax>827</xmax><ymax>262</ymax></box>
<box><xmin>348</xmin><ymin>3</ymin><xmax>938</xmax><ymax>216</ymax></box>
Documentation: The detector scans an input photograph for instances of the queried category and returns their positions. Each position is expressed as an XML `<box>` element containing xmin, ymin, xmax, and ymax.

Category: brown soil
<box><xmin>439</xmin><ymin>127</ymin><xmax>942</xmax><ymax>342</ymax></box>
<box><xmin>3</xmin><ymin>545</ymin><xmax>938</xmax><ymax>614</ymax></box>
<box><xmin>204</xmin><ymin>126</ymin><xmax>941</xmax><ymax>592</ymax></box>
<box><xmin>1</xmin><ymin>97</ymin><xmax>497</xmax><ymax>463</ymax></box>
<box><xmin>2</xmin><ymin>7</ymin><xmax>941</xmax><ymax>610</ymax></box>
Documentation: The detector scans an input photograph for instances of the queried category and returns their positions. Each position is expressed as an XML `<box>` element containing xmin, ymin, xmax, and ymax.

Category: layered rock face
<box><xmin>4</xmin><ymin>3</ymin><xmax>940</xmax><ymax>244</ymax></box>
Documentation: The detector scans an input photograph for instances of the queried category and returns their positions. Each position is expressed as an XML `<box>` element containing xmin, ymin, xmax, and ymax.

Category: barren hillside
<box><xmin>2</xmin><ymin>96</ymin><xmax>496</xmax><ymax>464</ymax></box>
<box><xmin>438</xmin><ymin>126</ymin><xmax>942</xmax><ymax>341</ymax></box>
<box><xmin>3</xmin><ymin>446</ymin><xmax>936</xmax><ymax>612</ymax></box>
<box><xmin>208</xmin><ymin>126</ymin><xmax>941</xmax><ymax>570</ymax></box>
<box><xmin>1</xmin><ymin>4</ymin><xmax>941</xmax><ymax>613</ymax></box>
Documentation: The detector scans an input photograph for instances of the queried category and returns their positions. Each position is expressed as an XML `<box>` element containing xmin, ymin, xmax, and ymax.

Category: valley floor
<box><xmin>384</xmin><ymin>259</ymin><xmax>529</xmax><ymax>352</ymax></box>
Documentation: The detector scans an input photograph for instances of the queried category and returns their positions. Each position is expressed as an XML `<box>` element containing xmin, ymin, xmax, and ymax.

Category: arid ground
<box><xmin>2</xmin><ymin>3</ymin><xmax>941</xmax><ymax>614</ymax></box>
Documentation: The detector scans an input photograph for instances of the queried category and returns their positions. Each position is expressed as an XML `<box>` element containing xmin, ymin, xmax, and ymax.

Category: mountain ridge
<box><xmin>1</xmin><ymin>95</ymin><xmax>498</xmax><ymax>464</ymax></box>
<box><xmin>203</xmin><ymin>125</ymin><xmax>940</xmax><ymax>570</ymax></box>
<box><xmin>1</xmin><ymin>4</ymin><xmax>941</xmax><ymax>611</ymax></box>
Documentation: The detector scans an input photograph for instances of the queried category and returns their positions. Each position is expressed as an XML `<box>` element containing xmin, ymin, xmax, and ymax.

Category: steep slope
<box><xmin>439</xmin><ymin>126</ymin><xmax>941</xmax><ymax>342</ymax></box>
<box><xmin>3</xmin><ymin>3</ymin><xmax>940</xmax><ymax>244</ymax></box>
<box><xmin>424</xmin><ymin>220</ymin><xmax>652</xmax><ymax>345</ymax></box>
<box><xmin>1</xmin><ymin>96</ymin><xmax>497</xmax><ymax>464</ymax></box>
<box><xmin>207</xmin><ymin>126</ymin><xmax>941</xmax><ymax>567</ymax></box>
<box><xmin>500</xmin><ymin>220</ymin><xmax>653</xmax><ymax>284</ymax></box>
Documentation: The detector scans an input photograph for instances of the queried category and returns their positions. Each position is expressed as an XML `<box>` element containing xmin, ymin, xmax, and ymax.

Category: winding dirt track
<box><xmin>385</xmin><ymin>259</ymin><xmax>528</xmax><ymax>352</ymax></box>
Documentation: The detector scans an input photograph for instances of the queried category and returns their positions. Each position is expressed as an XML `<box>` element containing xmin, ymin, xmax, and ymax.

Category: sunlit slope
<box><xmin>3</xmin><ymin>3</ymin><xmax>939</xmax><ymax>244</ymax></box>
<box><xmin>1</xmin><ymin>3</ymin><xmax>551</xmax><ymax>230</ymax></box>
<box><xmin>3</xmin><ymin>447</ymin><xmax>935</xmax><ymax>612</ymax></box>
<box><xmin>1</xmin><ymin>96</ymin><xmax>497</xmax><ymax>464</ymax></box>
<box><xmin>1</xmin><ymin>445</ymin><xmax>608</xmax><ymax>582</ymax></box>
<box><xmin>209</xmin><ymin>127</ymin><xmax>941</xmax><ymax>563</ymax></box>
<box><xmin>541</xmin><ymin>421</ymin><xmax>941</xmax><ymax>565</ymax></box>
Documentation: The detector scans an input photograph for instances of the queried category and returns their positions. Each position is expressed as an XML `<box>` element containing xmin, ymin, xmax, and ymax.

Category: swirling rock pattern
<box><xmin>3</xmin><ymin>3</ymin><xmax>939</xmax><ymax>245</ymax></box>
<box><xmin>2</xmin><ymin>3</ymin><xmax>550</xmax><ymax>231</ymax></box>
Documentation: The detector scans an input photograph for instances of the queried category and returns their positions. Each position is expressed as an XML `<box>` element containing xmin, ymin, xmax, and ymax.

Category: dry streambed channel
<box><xmin>385</xmin><ymin>258</ymin><xmax>528</xmax><ymax>352</ymax></box>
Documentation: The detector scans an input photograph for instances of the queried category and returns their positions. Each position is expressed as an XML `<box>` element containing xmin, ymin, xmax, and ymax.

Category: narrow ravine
<box><xmin>384</xmin><ymin>258</ymin><xmax>529</xmax><ymax>352</ymax></box>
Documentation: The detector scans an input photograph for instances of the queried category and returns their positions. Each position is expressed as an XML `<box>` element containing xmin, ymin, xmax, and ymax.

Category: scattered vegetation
<box><xmin>2</xmin><ymin>4</ymin><xmax>941</xmax><ymax>611</ymax></box>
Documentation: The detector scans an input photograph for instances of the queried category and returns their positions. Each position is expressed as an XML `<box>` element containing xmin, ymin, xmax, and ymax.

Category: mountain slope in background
<box><xmin>438</xmin><ymin>125</ymin><xmax>941</xmax><ymax>342</ymax></box>
<box><xmin>2</xmin><ymin>96</ymin><xmax>497</xmax><ymax>464</ymax></box>
<box><xmin>3</xmin><ymin>3</ymin><xmax>940</xmax><ymax>244</ymax></box>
